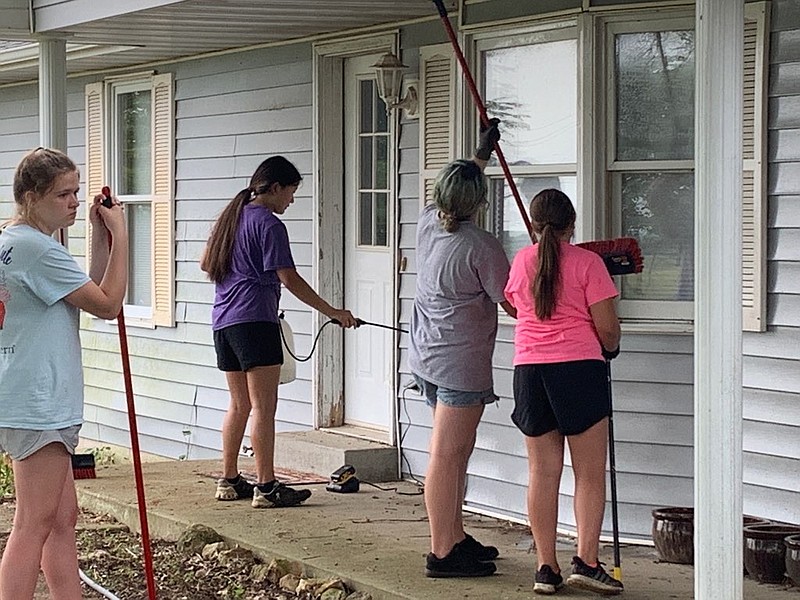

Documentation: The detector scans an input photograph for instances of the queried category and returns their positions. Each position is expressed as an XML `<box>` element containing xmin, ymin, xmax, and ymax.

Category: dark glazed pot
<box><xmin>786</xmin><ymin>534</ymin><xmax>800</xmax><ymax>587</ymax></box>
<box><xmin>743</xmin><ymin>524</ymin><xmax>800</xmax><ymax>584</ymax></box>
<box><xmin>652</xmin><ymin>507</ymin><xmax>694</xmax><ymax>564</ymax></box>
<box><xmin>652</xmin><ymin>508</ymin><xmax>772</xmax><ymax>567</ymax></box>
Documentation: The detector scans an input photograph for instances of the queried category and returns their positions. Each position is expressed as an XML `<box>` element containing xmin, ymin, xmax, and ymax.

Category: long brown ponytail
<box><xmin>201</xmin><ymin>156</ymin><xmax>301</xmax><ymax>283</ymax></box>
<box><xmin>530</xmin><ymin>188</ymin><xmax>576</xmax><ymax>320</ymax></box>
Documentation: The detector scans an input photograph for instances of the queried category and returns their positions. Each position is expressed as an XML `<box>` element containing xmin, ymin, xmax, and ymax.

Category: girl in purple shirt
<box><xmin>202</xmin><ymin>156</ymin><xmax>357</xmax><ymax>508</ymax></box>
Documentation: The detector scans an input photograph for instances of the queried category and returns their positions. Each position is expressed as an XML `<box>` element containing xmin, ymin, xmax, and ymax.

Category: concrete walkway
<box><xmin>75</xmin><ymin>459</ymin><xmax>799</xmax><ymax>600</ymax></box>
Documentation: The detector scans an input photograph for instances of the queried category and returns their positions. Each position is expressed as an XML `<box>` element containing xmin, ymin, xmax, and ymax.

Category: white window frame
<box><xmin>108</xmin><ymin>78</ymin><xmax>154</xmax><ymax>321</ymax></box>
<box><xmin>85</xmin><ymin>71</ymin><xmax>175</xmax><ymax>329</ymax></box>
<box><xmin>604</xmin><ymin>14</ymin><xmax>696</xmax><ymax>322</ymax></box>
<box><xmin>473</xmin><ymin>22</ymin><xmax>581</xmax><ymax>255</ymax></box>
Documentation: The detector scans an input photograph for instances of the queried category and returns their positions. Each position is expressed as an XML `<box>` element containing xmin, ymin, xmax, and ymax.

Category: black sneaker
<box><xmin>459</xmin><ymin>534</ymin><xmax>499</xmax><ymax>561</ymax></box>
<box><xmin>425</xmin><ymin>542</ymin><xmax>497</xmax><ymax>578</ymax></box>
<box><xmin>252</xmin><ymin>481</ymin><xmax>311</xmax><ymax>508</ymax></box>
<box><xmin>534</xmin><ymin>564</ymin><xmax>564</xmax><ymax>595</ymax></box>
<box><xmin>566</xmin><ymin>556</ymin><xmax>623</xmax><ymax>595</ymax></box>
<box><xmin>215</xmin><ymin>475</ymin><xmax>254</xmax><ymax>501</ymax></box>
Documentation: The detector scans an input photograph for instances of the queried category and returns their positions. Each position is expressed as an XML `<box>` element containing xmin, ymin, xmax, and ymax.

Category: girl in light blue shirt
<box><xmin>0</xmin><ymin>148</ymin><xmax>127</xmax><ymax>600</ymax></box>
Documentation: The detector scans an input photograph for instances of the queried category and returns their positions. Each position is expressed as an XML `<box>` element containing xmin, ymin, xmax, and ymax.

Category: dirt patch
<box><xmin>0</xmin><ymin>501</ymin><xmax>306</xmax><ymax>600</ymax></box>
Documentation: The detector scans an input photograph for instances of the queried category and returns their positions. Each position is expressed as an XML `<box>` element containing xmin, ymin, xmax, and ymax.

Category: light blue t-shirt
<box><xmin>0</xmin><ymin>224</ymin><xmax>90</xmax><ymax>429</ymax></box>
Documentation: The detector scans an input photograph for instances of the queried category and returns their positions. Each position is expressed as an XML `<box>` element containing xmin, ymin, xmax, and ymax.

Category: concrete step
<box><xmin>274</xmin><ymin>430</ymin><xmax>398</xmax><ymax>483</ymax></box>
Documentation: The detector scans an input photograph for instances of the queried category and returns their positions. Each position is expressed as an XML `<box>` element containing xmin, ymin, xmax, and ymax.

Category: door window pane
<box><xmin>620</xmin><ymin>172</ymin><xmax>694</xmax><ymax>301</ymax></box>
<box><xmin>116</xmin><ymin>90</ymin><xmax>152</xmax><ymax>196</ymax></box>
<box><xmin>483</xmin><ymin>39</ymin><xmax>577</xmax><ymax>166</ymax></box>
<box><xmin>359</xmin><ymin>193</ymin><xmax>372</xmax><ymax>245</ymax></box>
<box><xmin>360</xmin><ymin>80</ymin><xmax>373</xmax><ymax>133</ymax></box>
<box><xmin>360</xmin><ymin>137</ymin><xmax>373</xmax><ymax>188</ymax></box>
<box><xmin>375</xmin><ymin>193</ymin><xmax>388</xmax><ymax>246</ymax></box>
<box><xmin>491</xmin><ymin>175</ymin><xmax>577</xmax><ymax>261</ymax></box>
<box><xmin>376</xmin><ymin>137</ymin><xmax>388</xmax><ymax>189</ymax></box>
<box><xmin>616</xmin><ymin>31</ymin><xmax>695</xmax><ymax>161</ymax></box>
<box><xmin>126</xmin><ymin>202</ymin><xmax>152</xmax><ymax>307</ymax></box>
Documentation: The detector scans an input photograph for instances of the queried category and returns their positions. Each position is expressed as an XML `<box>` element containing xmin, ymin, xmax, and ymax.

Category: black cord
<box><xmin>399</xmin><ymin>383</ymin><xmax>426</xmax><ymax>490</ymax></box>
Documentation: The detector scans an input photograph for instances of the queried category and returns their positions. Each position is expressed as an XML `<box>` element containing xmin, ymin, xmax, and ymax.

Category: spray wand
<box><xmin>100</xmin><ymin>186</ymin><xmax>159</xmax><ymax>600</ymax></box>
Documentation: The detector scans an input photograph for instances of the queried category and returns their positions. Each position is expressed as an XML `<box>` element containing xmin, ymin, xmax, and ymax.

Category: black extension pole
<box><xmin>430</xmin><ymin>0</ymin><xmax>533</xmax><ymax>239</ymax></box>
<box><xmin>606</xmin><ymin>360</ymin><xmax>622</xmax><ymax>581</ymax></box>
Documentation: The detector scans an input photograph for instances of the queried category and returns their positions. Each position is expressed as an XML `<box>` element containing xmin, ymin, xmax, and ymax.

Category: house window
<box><xmin>476</xmin><ymin>28</ymin><xmax>578</xmax><ymax>260</ymax></box>
<box><xmin>422</xmin><ymin>5</ymin><xmax>767</xmax><ymax>330</ymax></box>
<box><xmin>85</xmin><ymin>72</ymin><xmax>175</xmax><ymax>328</ymax></box>
<box><xmin>111</xmin><ymin>82</ymin><xmax>153</xmax><ymax>312</ymax></box>
<box><xmin>608</xmin><ymin>21</ymin><xmax>696</xmax><ymax>320</ymax></box>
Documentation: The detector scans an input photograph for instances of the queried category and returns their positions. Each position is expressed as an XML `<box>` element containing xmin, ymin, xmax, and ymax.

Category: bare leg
<box><xmin>222</xmin><ymin>371</ymin><xmax>251</xmax><ymax>479</ymax></box>
<box><xmin>567</xmin><ymin>418</ymin><xmax>609</xmax><ymax>564</ymax></box>
<box><xmin>41</xmin><ymin>468</ymin><xmax>81</xmax><ymax>599</ymax></box>
<box><xmin>245</xmin><ymin>365</ymin><xmax>281</xmax><ymax>484</ymax></box>
<box><xmin>524</xmin><ymin>430</ymin><xmax>565</xmax><ymax>571</ymax></box>
<box><xmin>425</xmin><ymin>403</ymin><xmax>484</xmax><ymax>557</ymax></box>
<box><xmin>0</xmin><ymin>443</ymin><xmax>80</xmax><ymax>600</ymax></box>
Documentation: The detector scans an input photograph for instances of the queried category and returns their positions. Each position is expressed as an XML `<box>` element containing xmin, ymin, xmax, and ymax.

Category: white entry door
<box><xmin>343</xmin><ymin>54</ymin><xmax>394</xmax><ymax>433</ymax></box>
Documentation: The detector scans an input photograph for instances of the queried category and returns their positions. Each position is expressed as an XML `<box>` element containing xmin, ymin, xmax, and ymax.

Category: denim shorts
<box><xmin>413</xmin><ymin>374</ymin><xmax>497</xmax><ymax>408</ymax></box>
<box><xmin>0</xmin><ymin>424</ymin><xmax>81</xmax><ymax>461</ymax></box>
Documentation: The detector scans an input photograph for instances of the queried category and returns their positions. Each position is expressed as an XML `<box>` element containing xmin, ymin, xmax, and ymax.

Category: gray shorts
<box><xmin>0</xmin><ymin>425</ymin><xmax>81</xmax><ymax>461</ymax></box>
<box><xmin>413</xmin><ymin>374</ymin><xmax>497</xmax><ymax>408</ymax></box>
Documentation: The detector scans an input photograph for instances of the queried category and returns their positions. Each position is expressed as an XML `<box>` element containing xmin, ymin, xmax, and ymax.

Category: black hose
<box><xmin>278</xmin><ymin>315</ymin><xmax>408</xmax><ymax>363</ymax></box>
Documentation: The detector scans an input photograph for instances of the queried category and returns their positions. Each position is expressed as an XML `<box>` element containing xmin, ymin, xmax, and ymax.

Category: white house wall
<box><xmin>0</xmin><ymin>1</ymin><xmax>799</xmax><ymax>541</ymax></box>
<box><xmin>0</xmin><ymin>42</ymin><xmax>319</xmax><ymax>459</ymax></box>
<box><xmin>742</xmin><ymin>0</ymin><xmax>800</xmax><ymax>525</ymax></box>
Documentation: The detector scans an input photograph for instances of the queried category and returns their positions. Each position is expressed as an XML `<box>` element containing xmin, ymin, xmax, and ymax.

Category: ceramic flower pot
<box><xmin>742</xmin><ymin>516</ymin><xmax>771</xmax><ymax>574</ymax></box>
<box><xmin>652</xmin><ymin>508</ymin><xmax>772</xmax><ymax>567</ymax></box>
<box><xmin>652</xmin><ymin>507</ymin><xmax>694</xmax><ymax>564</ymax></box>
<box><xmin>785</xmin><ymin>534</ymin><xmax>800</xmax><ymax>587</ymax></box>
<box><xmin>743</xmin><ymin>524</ymin><xmax>800</xmax><ymax>584</ymax></box>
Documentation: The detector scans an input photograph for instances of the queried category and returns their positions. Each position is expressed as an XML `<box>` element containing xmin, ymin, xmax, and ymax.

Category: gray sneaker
<box><xmin>252</xmin><ymin>482</ymin><xmax>311</xmax><ymax>508</ymax></box>
<box><xmin>215</xmin><ymin>475</ymin><xmax>254</xmax><ymax>501</ymax></box>
<box><xmin>566</xmin><ymin>556</ymin><xmax>623</xmax><ymax>595</ymax></box>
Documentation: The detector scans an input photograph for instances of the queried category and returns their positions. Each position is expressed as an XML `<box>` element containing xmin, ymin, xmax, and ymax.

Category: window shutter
<box><xmin>742</xmin><ymin>3</ymin><xmax>769</xmax><ymax>332</ymax></box>
<box><xmin>84</xmin><ymin>81</ymin><xmax>105</xmax><ymax>269</ymax></box>
<box><xmin>151</xmin><ymin>72</ymin><xmax>175</xmax><ymax>327</ymax></box>
<box><xmin>419</xmin><ymin>44</ymin><xmax>456</xmax><ymax>208</ymax></box>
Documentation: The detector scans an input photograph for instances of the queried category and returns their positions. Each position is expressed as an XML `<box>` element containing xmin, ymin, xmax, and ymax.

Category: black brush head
<box><xmin>71</xmin><ymin>453</ymin><xmax>96</xmax><ymax>469</ymax></box>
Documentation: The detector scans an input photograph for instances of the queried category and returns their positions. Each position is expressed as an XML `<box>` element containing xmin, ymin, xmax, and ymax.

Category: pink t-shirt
<box><xmin>505</xmin><ymin>242</ymin><xmax>619</xmax><ymax>365</ymax></box>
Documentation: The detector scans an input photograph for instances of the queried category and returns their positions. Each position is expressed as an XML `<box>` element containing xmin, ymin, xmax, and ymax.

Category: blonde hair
<box><xmin>13</xmin><ymin>147</ymin><xmax>78</xmax><ymax>219</ymax></box>
<box><xmin>432</xmin><ymin>159</ymin><xmax>487</xmax><ymax>233</ymax></box>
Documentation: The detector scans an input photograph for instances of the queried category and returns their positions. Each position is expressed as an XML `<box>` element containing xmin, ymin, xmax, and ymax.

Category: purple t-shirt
<box><xmin>211</xmin><ymin>204</ymin><xmax>295</xmax><ymax>330</ymax></box>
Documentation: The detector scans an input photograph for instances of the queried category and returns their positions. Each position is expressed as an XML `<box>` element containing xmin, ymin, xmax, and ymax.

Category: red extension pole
<box><xmin>431</xmin><ymin>0</ymin><xmax>533</xmax><ymax>239</ymax></box>
<box><xmin>101</xmin><ymin>188</ymin><xmax>158</xmax><ymax>600</ymax></box>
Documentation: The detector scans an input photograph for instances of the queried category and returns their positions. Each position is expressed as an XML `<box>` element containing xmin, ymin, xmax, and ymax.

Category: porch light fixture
<box><xmin>372</xmin><ymin>52</ymin><xmax>418</xmax><ymax>117</ymax></box>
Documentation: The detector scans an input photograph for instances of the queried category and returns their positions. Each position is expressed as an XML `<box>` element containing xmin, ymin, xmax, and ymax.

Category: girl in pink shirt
<box><xmin>504</xmin><ymin>189</ymin><xmax>623</xmax><ymax>596</ymax></box>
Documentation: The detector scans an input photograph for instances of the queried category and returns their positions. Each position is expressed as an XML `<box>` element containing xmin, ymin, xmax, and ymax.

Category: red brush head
<box><xmin>577</xmin><ymin>237</ymin><xmax>644</xmax><ymax>276</ymax></box>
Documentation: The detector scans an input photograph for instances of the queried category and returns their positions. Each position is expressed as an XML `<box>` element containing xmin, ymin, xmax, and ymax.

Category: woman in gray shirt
<box><xmin>410</xmin><ymin>120</ymin><xmax>516</xmax><ymax>578</ymax></box>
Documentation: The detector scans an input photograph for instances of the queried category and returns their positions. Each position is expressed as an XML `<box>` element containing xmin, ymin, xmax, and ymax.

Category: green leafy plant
<box><xmin>0</xmin><ymin>453</ymin><xmax>14</xmax><ymax>500</ymax></box>
<box><xmin>88</xmin><ymin>446</ymin><xmax>117</xmax><ymax>466</ymax></box>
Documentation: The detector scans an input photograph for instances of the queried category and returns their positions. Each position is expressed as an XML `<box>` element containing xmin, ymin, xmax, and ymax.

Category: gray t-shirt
<box><xmin>409</xmin><ymin>203</ymin><xmax>510</xmax><ymax>392</ymax></box>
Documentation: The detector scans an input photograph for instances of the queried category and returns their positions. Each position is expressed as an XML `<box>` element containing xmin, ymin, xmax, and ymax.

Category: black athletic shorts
<box><xmin>512</xmin><ymin>360</ymin><xmax>610</xmax><ymax>437</ymax></box>
<box><xmin>213</xmin><ymin>321</ymin><xmax>283</xmax><ymax>372</ymax></box>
